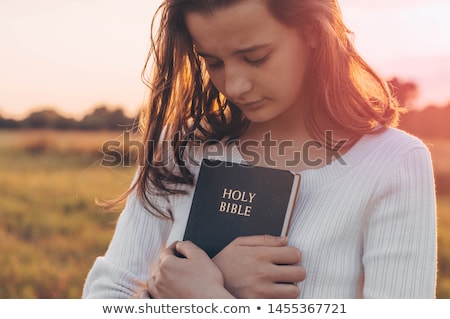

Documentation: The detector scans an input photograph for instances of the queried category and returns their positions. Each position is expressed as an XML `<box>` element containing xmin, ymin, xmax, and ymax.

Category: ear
<box><xmin>302</xmin><ymin>25</ymin><xmax>319</xmax><ymax>49</ymax></box>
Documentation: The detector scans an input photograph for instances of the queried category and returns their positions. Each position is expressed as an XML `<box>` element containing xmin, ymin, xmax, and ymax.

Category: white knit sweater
<box><xmin>82</xmin><ymin>128</ymin><xmax>437</xmax><ymax>298</ymax></box>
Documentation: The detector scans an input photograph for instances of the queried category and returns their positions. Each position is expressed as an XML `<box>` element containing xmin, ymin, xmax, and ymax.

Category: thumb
<box><xmin>175</xmin><ymin>240</ymin><xmax>210</xmax><ymax>260</ymax></box>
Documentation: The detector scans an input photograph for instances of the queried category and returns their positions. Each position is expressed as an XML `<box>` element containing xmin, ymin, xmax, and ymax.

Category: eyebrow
<box><xmin>196</xmin><ymin>43</ymin><xmax>271</xmax><ymax>58</ymax></box>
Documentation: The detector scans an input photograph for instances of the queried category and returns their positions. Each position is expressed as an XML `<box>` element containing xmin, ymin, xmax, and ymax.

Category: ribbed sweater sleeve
<box><xmin>294</xmin><ymin>129</ymin><xmax>437</xmax><ymax>298</ymax></box>
<box><xmin>82</xmin><ymin>187</ymin><xmax>172</xmax><ymax>298</ymax></box>
<box><xmin>362</xmin><ymin>147</ymin><xmax>437</xmax><ymax>298</ymax></box>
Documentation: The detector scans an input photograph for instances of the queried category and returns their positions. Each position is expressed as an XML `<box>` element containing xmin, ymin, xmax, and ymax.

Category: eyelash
<box><xmin>206</xmin><ymin>54</ymin><xmax>270</xmax><ymax>70</ymax></box>
<box><xmin>207</xmin><ymin>61</ymin><xmax>223</xmax><ymax>70</ymax></box>
<box><xmin>245</xmin><ymin>54</ymin><xmax>270</xmax><ymax>66</ymax></box>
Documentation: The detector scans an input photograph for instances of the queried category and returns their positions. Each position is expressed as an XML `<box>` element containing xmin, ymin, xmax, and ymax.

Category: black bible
<box><xmin>182</xmin><ymin>159</ymin><xmax>301</xmax><ymax>258</ymax></box>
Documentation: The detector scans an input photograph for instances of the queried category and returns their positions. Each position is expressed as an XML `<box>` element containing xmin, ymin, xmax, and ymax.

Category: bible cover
<box><xmin>183</xmin><ymin>159</ymin><xmax>301</xmax><ymax>257</ymax></box>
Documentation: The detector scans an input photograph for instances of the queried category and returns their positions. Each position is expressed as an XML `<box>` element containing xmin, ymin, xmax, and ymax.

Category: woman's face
<box><xmin>185</xmin><ymin>0</ymin><xmax>314</xmax><ymax>124</ymax></box>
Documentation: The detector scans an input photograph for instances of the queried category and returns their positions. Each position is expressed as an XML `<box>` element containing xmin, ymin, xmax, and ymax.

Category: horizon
<box><xmin>1</xmin><ymin>0</ymin><xmax>450</xmax><ymax>120</ymax></box>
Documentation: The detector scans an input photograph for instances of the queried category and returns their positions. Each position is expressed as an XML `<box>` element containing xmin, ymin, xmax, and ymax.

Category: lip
<box><xmin>238</xmin><ymin>98</ymin><xmax>266</xmax><ymax>109</ymax></box>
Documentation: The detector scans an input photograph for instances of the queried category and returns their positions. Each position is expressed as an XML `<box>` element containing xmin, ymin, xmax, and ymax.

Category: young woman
<box><xmin>82</xmin><ymin>0</ymin><xmax>437</xmax><ymax>298</ymax></box>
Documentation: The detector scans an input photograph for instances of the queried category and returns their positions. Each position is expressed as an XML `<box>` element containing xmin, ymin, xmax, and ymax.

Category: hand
<box><xmin>147</xmin><ymin>241</ymin><xmax>235</xmax><ymax>299</ymax></box>
<box><xmin>213</xmin><ymin>235</ymin><xmax>306</xmax><ymax>298</ymax></box>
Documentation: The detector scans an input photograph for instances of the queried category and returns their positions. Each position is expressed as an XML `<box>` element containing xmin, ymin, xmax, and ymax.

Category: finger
<box><xmin>175</xmin><ymin>240</ymin><xmax>210</xmax><ymax>260</ymax></box>
<box><xmin>156</xmin><ymin>243</ymin><xmax>181</xmax><ymax>273</ymax></box>
<box><xmin>231</xmin><ymin>235</ymin><xmax>288</xmax><ymax>247</ymax></box>
<box><xmin>273</xmin><ymin>246</ymin><xmax>302</xmax><ymax>264</ymax></box>
<box><xmin>159</xmin><ymin>241</ymin><xmax>177</xmax><ymax>259</ymax></box>
<box><xmin>160</xmin><ymin>241</ymin><xmax>184</xmax><ymax>260</ymax></box>
<box><xmin>264</xmin><ymin>282</ymin><xmax>301</xmax><ymax>299</ymax></box>
<box><xmin>269</xmin><ymin>264</ymin><xmax>307</xmax><ymax>283</ymax></box>
<box><xmin>253</xmin><ymin>246</ymin><xmax>302</xmax><ymax>265</ymax></box>
<box><xmin>165</xmin><ymin>241</ymin><xmax>178</xmax><ymax>254</ymax></box>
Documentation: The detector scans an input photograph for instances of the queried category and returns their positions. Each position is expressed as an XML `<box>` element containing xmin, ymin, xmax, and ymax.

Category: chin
<box><xmin>243</xmin><ymin>110</ymin><xmax>282</xmax><ymax>124</ymax></box>
<box><xmin>244</xmin><ymin>115</ymin><xmax>273</xmax><ymax>124</ymax></box>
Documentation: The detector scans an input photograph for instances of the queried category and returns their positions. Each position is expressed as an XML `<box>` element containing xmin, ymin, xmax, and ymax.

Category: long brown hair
<box><xmin>110</xmin><ymin>0</ymin><xmax>402</xmax><ymax>220</ymax></box>
<box><xmin>266</xmin><ymin>0</ymin><xmax>401</xmax><ymax>140</ymax></box>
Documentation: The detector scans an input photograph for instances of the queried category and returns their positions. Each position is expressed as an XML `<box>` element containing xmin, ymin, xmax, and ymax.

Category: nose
<box><xmin>223</xmin><ymin>65</ymin><xmax>253</xmax><ymax>101</ymax></box>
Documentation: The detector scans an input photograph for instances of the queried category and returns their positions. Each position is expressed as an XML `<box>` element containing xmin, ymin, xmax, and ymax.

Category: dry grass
<box><xmin>0</xmin><ymin>129</ymin><xmax>135</xmax><ymax>154</ymax></box>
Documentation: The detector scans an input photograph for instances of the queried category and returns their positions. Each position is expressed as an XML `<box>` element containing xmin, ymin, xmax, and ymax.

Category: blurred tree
<box><xmin>79</xmin><ymin>105</ymin><xmax>134</xmax><ymax>130</ymax></box>
<box><xmin>0</xmin><ymin>106</ymin><xmax>136</xmax><ymax>130</ymax></box>
<box><xmin>0</xmin><ymin>114</ymin><xmax>19</xmax><ymax>128</ymax></box>
<box><xmin>388</xmin><ymin>77</ymin><xmax>419</xmax><ymax>108</ymax></box>
<box><xmin>21</xmin><ymin>109</ymin><xmax>77</xmax><ymax>130</ymax></box>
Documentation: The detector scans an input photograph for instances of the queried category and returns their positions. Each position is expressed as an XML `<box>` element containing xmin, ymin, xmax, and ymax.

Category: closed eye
<box><xmin>198</xmin><ymin>55</ymin><xmax>223</xmax><ymax>70</ymax></box>
<box><xmin>206</xmin><ymin>60</ymin><xmax>224</xmax><ymax>70</ymax></box>
<box><xmin>245</xmin><ymin>53</ymin><xmax>271</xmax><ymax>66</ymax></box>
<box><xmin>201</xmin><ymin>53</ymin><xmax>270</xmax><ymax>70</ymax></box>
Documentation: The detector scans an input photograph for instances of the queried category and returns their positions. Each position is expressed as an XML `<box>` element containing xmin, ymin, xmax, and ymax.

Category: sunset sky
<box><xmin>1</xmin><ymin>0</ymin><xmax>449</xmax><ymax>120</ymax></box>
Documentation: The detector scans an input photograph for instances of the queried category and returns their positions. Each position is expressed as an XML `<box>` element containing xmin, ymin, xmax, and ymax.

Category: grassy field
<box><xmin>0</xmin><ymin>130</ymin><xmax>135</xmax><ymax>298</ymax></box>
<box><xmin>0</xmin><ymin>129</ymin><xmax>449</xmax><ymax>298</ymax></box>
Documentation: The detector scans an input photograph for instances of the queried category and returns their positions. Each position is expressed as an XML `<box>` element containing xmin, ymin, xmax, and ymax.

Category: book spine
<box><xmin>281</xmin><ymin>174</ymin><xmax>301</xmax><ymax>236</ymax></box>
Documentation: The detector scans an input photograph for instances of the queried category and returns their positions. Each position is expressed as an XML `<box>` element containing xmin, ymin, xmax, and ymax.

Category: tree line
<box><xmin>388</xmin><ymin>77</ymin><xmax>450</xmax><ymax>139</ymax></box>
<box><xmin>1</xmin><ymin>78</ymin><xmax>449</xmax><ymax>138</ymax></box>
<box><xmin>0</xmin><ymin>106</ymin><xmax>136</xmax><ymax>131</ymax></box>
